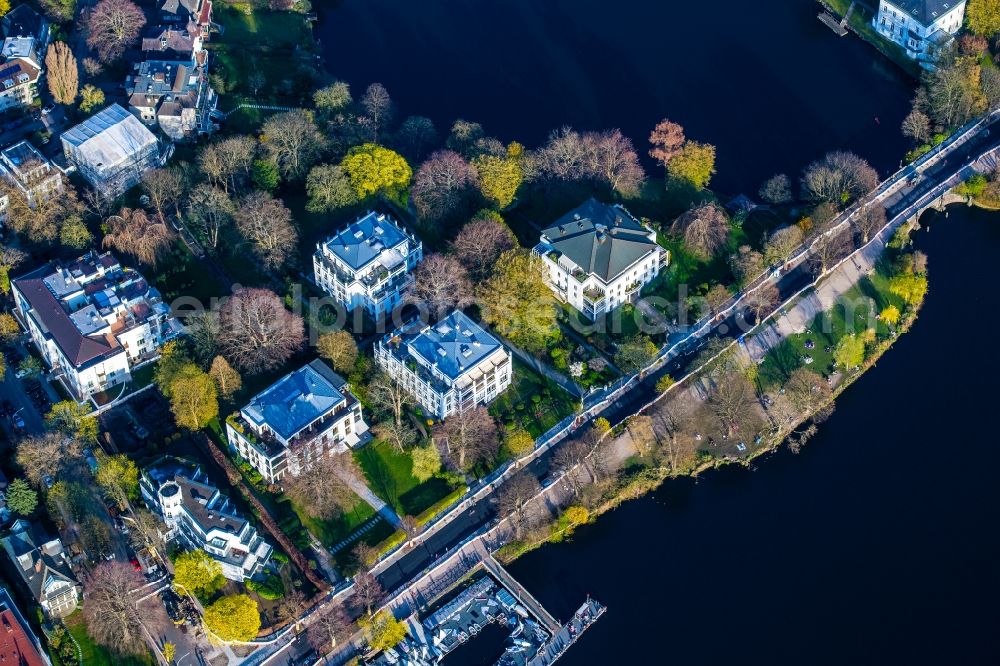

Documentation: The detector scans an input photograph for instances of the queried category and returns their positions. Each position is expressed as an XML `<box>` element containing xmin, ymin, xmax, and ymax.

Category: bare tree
<box><xmin>411</xmin><ymin>150</ymin><xmax>477</xmax><ymax>219</ymax></box>
<box><xmin>84</xmin><ymin>562</ymin><xmax>160</xmax><ymax>655</ymax></box>
<box><xmin>367</xmin><ymin>372</ymin><xmax>411</xmax><ymax>428</ymax></box>
<box><xmin>85</xmin><ymin>0</ymin><xmax>146</xmax><ymax>63</ymax></box>
<box><xmin>784</xmin><ymin>367</ymin><xmax>832</xmax><ymax>413</ymax></box>
<box><xmin>352</xmin><ymin>571</ymin><xmax>384</xmax><ymax>618</ymax></box>
<box><xmin>261</xmin><ymin>110</ymin><xmax>327</xmax><ymax>179</ymax></box>
<box><xmin>743</xmin><ymin>283</ymin><xmax>779</xmax><ymax>324</ymax></box>
<box><xmin>126</xmin><ymin>508</ymin><xmax>165</xmax><ymax>554</ymax></box>
<box><xmin>284</xmin><ymin>454</ymin><xmax>356</xmax><ymax>519</ymax></box>
<box><xmin>214</xmin><ymin>135</ymin><xmax>257</xmax><ymax>194</ymax></box>
<box><xmin>801</xmin><ymin>151</ymin><xmax>879</xmax><ymax>206</ymax></box>
<box><xmin>186</xmin><ymin>185</ymin><xmax>235</xmax><ymax>250</ymax></box>
<box><xmin>395</xmin><ymin>116</ymin><xmax>437</xmax><ymax>161</ymax></box>
<box><xmin>373</xmin><ymin>419</ymin><xmax>418</xmax><ymax>453</ymax></box>
<box><xmin>853</xmin><ymin>203</ymin><xmax>887</xmax><ymax>244</ymax></box>
<box><xmin>729</xmin><ymin>245</ymin><xmax>765</xmax><ymax>286</ymax></box>
<box><xmin>45</xmin><ymin>41</ymin><xmax>78</xmax><ymax>105</ymax></box>
<box><xmin>361</xmin><ymin>83</ymin><xmax>394</xmax><ymax>143</ymax></box>
<box><xmin>534</xmin><ymin>126</ymin><xmax>589</xmax><ymax>182</ymax></box>
<box><xmin>708</xmin><ymin>372</ymin><xmax>755</xmax><ymax>437</ymax></box>
<box><xmin>16</xmin><ymin>433</ymin><xmax>82</xmax><ymax>489</ymax></box>
<box><xmin>648</xmin><ymin>118</ymin><xmax>686</xmax><ymax>170</ymax></box>
<box><xmin>219</xmin><ymin>288</ymin><xmax>305</xmax><ymax>374</ymax></box>
<box><xmin>307</xmin><ymin>604</ymin><xmax>351</xmax><ymax>653</ymax></box>
<box><xmin>671</xmin><ymin>203</ymin><xmax>730</xmax><ymax>260</ymax></box>
<box><xmin>586</xmin><ymin>129</ymin><xmax>645</xmax><ymax>196</ymax></box>
<box><xmin>809</xmin><ymin>228</ymin><xmax>852</xmax><ymax>274</ymax></box>
<box><xmin>901</xmin><ymin>108</ymin><xmax>931</xmax><ymax>145</ymax></box>
<box><xmin>758</xmin><ymin>173</ymin><xmax>793</xmax><ymax>205</ymax></box>
<box><xmin>142</xmin><ymin>168</ymin><xmax>185</xmax><ymax>222</ymax></box>
<box><xmin>435</xmin><ymin>407</ymin><xmax>499</xmax><ymax>472</ymax></box>
<box><xmin>411</xmin><ymin>254</ymin><xmax>474</xmax><ymax>316</ymax></box>
<box><xmin>763</xmin><ymin>225</ymin><xmax>804</xmax><ymax>265</ymax></box>
<box><xmin>103</xmin><ymin>208</ymin><xmax>173</xmax><ymax>268</ymax></box>
<box><xmin>495</xmin><ymin>472</ymin><xmax>542</xmax><ymax>535</ymax></box>
<box><xmin>234</xmin><ymin>191</ymin><xmax>298</xmax><ymax>269</ymax></box>
<box><xmin>449</xmin><ymin>215</ymin><xmax>517</xmax><ymax>282</ymax></box>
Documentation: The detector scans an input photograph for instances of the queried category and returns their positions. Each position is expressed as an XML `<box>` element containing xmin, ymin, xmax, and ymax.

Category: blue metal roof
<box><xmin>322</xmin><ymin>211</ymin><xmax>409</xmax><ymax>272</ymax></box>
<box><xmin>408</xmin><ymin>311</ymin><xmax>503</xmax><ymax>381</ymax></box>
<box><xmin>242</xmin><ymin>360</ymin><xmax>346</xmax><ymax>441</ymax></box>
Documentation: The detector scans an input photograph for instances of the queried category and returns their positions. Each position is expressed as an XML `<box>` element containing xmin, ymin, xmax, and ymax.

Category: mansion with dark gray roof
<box><xmin>534</xmin><ymin>199</ymin><xmax>668</xmax><ymax>321</ymax></box>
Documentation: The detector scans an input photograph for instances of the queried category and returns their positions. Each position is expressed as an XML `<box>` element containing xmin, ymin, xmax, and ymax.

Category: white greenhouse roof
<box><xmin>61</xmin><ymin>104</ymin><xmax>157</xmax><ymax>169</ymax></box>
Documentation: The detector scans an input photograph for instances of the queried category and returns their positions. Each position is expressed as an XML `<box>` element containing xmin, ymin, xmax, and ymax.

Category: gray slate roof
<box><xmin>541</xmin><ymin>198</ymin><xmax>659</xmax><ymax>283</ymax></box>
<box><xmin>408</xmin><ymin>311</ymin><xmax>502</xmax><ymax>381</ymax></box>
<box><xmin>322</xmin><ymin>211</ymin><xmax>409</xmax><ymax>272</ymax></box>
<box><xmin>884</xmin><ymin>0</ymin><xmax>962</xmax><ymax>25</ymax></box>
<box><xmin>242</xmin><ymin>359</ymin><xmax>347</xmax><ymax>441</ymax></box>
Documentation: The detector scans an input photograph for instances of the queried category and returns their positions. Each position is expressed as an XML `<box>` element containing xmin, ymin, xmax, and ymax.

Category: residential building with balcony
<box><xmin>0</xmin><ymin>57</ymin><xmax>38</xmax><ymax>112</ymax></box>
<box><xmin>533</xmin><ymin>198</ymin><xmax>667</xmax><ymax>321</ymax></box>
<box><xmin>140</xmin><ymin>457</ymin><xmax>272</xmax><ymax>582</ymax></box>
<box><xmin>60</xmin><ymin>104</ymin><xmax>164</xmax><ymax>197</ymax></box>
<box><xmin>873</xmin><ymin>0</ymin><xmax>965</xmax><ymax>65</ymax></box>
<box><xmin>374</xmin><ymin>310</ymin><xmax>512</xmax><ymax>420</ymax></box>
<box><xmin>0</xmin><ymin>140</ymin><xmax>64</xmax><ymax>207</ymax></box>
<box><xmin>11</xmin><ymin>251</ymin><xmax>183</xmax><ymax>401</ymax></box>
<box><xmin>1</xmin><ymin>520</ymin><xmax>78</xmax><ymax>619</ymax></box>
<box><xmin>313</xmin><ymin>211</ymin><xmax>423</xmax><ymax>318</ymax></box>
<box><xmin>225</xmin><ymin>359</ymin><xmax>369</xmax><ymax>483</ymax></box>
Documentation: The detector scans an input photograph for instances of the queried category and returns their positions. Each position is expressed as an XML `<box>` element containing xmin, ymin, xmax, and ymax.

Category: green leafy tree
<box><xmin>339</xmin><ymin>144</ymin><xmax>412</xmax><ymax>200</ymax></box>
<box><xmin>966</xmin><ymin>0</ymin><xmax>1000</xmax><ymax>36</ymax></box>
<box><xmin>45</xmin><ymin>400</ymin><xmax>98</xmax><ymax>442</ymax></box>
<box><xmin>477</xmin><ymin>249</ymin><xmax>559</xmax><ymax>354</ymax></box>
<box><xmin>655</xmin><ymin>374</ymin><xmax>676</xmax><ymax>393</ymax></box>
<box><xmin>209</xmin><ymin>356</ymin><xmax>242</xmax><ymax>400</ymax></box>
<box><xmin>833</xmin><ymin>334</ymin><xmax>866</xmax><ymax>370</ymax></box>
<box><xmin>5</xmin><ymin>478</ymin><xmax>37</xmax><ymax>516</ymax></box>
<box><xmin>956</xmin><ymin>173</ymin><xmax>987</xmax><ymax>198</ymax></box>
<box><xmin>163</xmin><ymin>642</ymin><xmax>176</xmax><ymax>664</ymax></box>
<box><xmin>888</xmin><ymin>273</ymin><xmax>929</xmax><ymax>307</ymax></box>
<box><xmin>614</xmin><ymin>335</ymin><xmax>659</xmax><ymax>374</ymax></box>
<box><xmin>594</xmin><ymin>417</ymin><xmax>611</xmax><ymax>434</ymax></box>
<box><xmin>169</xmin><ymin>364</ymin><xmax>219</xmax><ymax>431</ymax></box>
<box><xmin>94</xmin><ymin>451</ymin><xmax>139</xmax><ymax>509</ymax></box>
<box><xmin>314</xmin><ymin>81</ymin><xmax>352</xmax><ymax>113</ymax></box>
<box><xmin>880</xmin><ymin>305</ymin><xmax>901</xmax><ymax>326</ymax></box>
<box><xmin>174</xmin><ymin>549</ymin><xmax>226</xmax><ymax>600</ymax></box>
<box><xmin>204</xmin><ymin>595</ymin><xmax>261</xmax><ymax>642</ymax></box>
<box><xmin>504</xmin><ymin>429</ymin><xmax>534</xmax><ymax>456</ymax></box>
<box><xmin>472</xmin><ymin>153</ymin><xmax>523</xmax><ymax>208</ymax></box>
<box><xmin>251</xmin><ymin>159</ymin><xmax>280</xmax><ymax>192</ymax></box>
<box><xmin>410</xmin><ymin>444</ymin><xmax>442</xmax><ymax>482</ymax></box>
<box><xmin>79</xmin><ymin>84</ymin><xmax>104</xmax><ymax>113</ymax></box>
<box><xmin>316</xmin><ymin>331</ymin><xmax>359</xmax><ymax>373</ymax></box>
<box><xmin>0</xmin><ymin>312</ymin><xmax>19</xmax><ymax>343</ymax></box>
<box><xmin>361</xmin><ymin>610</ymin><xmax>407</xmax><ymax>653</ymax></box>
<box><xmin>667</xmin><ymin>141</ymin><xmax>716</xmax><ymax>189</ymax></box>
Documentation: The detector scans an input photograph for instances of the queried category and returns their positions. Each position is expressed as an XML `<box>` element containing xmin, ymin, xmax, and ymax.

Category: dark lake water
<box><xmin>316</xmin><ymin>0</ymin><xmax>914</xmax><ymax>194</ymax></box>
<box><xmin>316</xmin><ymin>1</ymin><xmax>1000</xmax><ymax>664</ymax></box>
<box><xmin>504</xmin><ymin>206</ymin><xmax>1000</xmax><ymax>664</ymax></box>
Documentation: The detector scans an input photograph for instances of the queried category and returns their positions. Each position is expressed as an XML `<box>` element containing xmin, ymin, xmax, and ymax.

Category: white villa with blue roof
<box><xmin>225</xmin><ymin>359</ymin><xmax>369</xmax><ymax>483</ymax></box>
<box><xmin>313</xmin><ymin>211</ymin><xmax>423</xmax><ymax>317</ymax></box>
<box><xmin>375</xmin><ymin>310</ymin><xmax>512</xmax><ymax>420</ymax></box>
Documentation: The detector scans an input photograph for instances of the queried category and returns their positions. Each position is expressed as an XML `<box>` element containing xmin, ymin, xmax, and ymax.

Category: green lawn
<box><xmin>758</xmin><ymin>262</ymin><xmax>905</xmax><ymax>388</ymax></box>
<box><xmin>489</xmin><ymin>359</ymin><xmax>579</xmax><ymax>438</ymax></box>
<box><xmin>354</xmin><ymin>440</ymin><xmax>460</xmax><ymax>516</ymax></box>
<box><xmin>63</xmin><ymin>611</ymin><xmax>155</xmax><ymax>666</ymax></box>
<box><xmin>289</xmin><ymin>496</ymin><xmax>378</xmax><ymax>548</ymax></box>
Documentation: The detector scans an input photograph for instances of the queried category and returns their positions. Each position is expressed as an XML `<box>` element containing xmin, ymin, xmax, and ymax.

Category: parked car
<box><xmin>41</xmin><ymin>103</ymin><xmax>55</xmax><ymax>115</ymax></box>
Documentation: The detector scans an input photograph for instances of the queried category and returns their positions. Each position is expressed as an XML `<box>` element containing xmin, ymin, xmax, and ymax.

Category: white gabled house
<box><xmin>533</xmin><ymin>199</ymin><xmax>668</xmax><ymax>321</ymax></box>
<box><xmin>1</xmin><ymin>520</ymin><xmax>79</xmax><ymax>619</ymax></box>
<box><xmin>225</xmin><ymin>360</ymin><xmax>369</xmax><ymax>483</ymax></box>
<box><xmin>873</xmin><ymin>0</ymin><xmax>966</xmax><ymax>64</ymax></box>
<box><xmin>140</xmin><ymin>457</ymin><xmax>272</xmax><ymax>582</ymax></box>
<box><xmin>374</xmin><ymin>310</ymin><xmax>512</xmax><ymax>420</ymax></box>
<box><xmin>11</xmin><ymin>251</ymin><xmax>183</xmax><ymax>401</ymax></box>
<box><xmin>313</xmin><ymin>211</ymin><xmax>423</xmax><ymax>318</ymax></box>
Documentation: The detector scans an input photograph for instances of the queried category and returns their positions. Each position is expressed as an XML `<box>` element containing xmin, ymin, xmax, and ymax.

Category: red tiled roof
<box><xmin>0</xmin><ymin>609</ymin><xmax>47</xmax><ymax>666</ymax></box>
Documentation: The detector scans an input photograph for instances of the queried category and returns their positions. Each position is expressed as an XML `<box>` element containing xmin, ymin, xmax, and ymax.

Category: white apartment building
<box><xmin>313</xmin><ymin>211</ymin><xmax>423</xmax><ymax>318</ymax></box>
<box><xmin>873</xmin><ymin>0</ymin><xmax>966</xmax><ymax>64</ymax></box>
<box><xmin>1</xmin><ymin>520</ymin><xmax>79</xmax><ymax>619</ymax></box>
<box><xmin>11</xmin><ymin>251</ymin><xmax>183</xmax><ymax>401</ymax></box>
<box><xmin>0</xmin><ymin>140</ymin><xmax>64</xmax><ymax>206</ymax></box>
<box><xmin>225</xmin><ymin>360</ymin><xmax>369</xmax><ymax>483</ymax></box>
<box><xmin>0</xmin><ymin>57</ymin><xmax>39</xmax><ymax>112</ymax></box>
<box><xmin>140</xmin><ymin>458</ymin><xmax>272</xmax><ymax>582</ymax></box>
<box><xmin>533</xmin><ymin>198</ymin><xmax>668</xmax><ymax>321</ymax></box>
<box><xmin>60</xmin><ymin>104</ymin><xmax>164</xmax><ymax>197</ymax></box>
<box><xmin>374</xmin><ymin>310</ymin><xmax>512</xmax><ymax>420</ymax></box>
